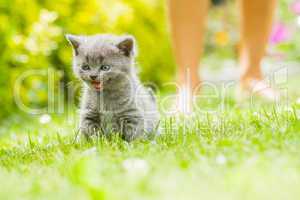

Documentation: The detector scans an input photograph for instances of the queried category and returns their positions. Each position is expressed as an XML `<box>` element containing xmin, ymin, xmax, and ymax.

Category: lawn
<box><xmin>1</xmin><ymin>0</ymin><xmax>300</xmax><ymax>199</ymax></box>
<box><xmin>0</xmin><ymin>86</ymin><xmax>300</xmax><ymax>200</ymax></box>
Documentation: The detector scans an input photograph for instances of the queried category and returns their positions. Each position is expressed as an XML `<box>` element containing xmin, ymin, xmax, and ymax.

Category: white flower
<box><xmin>82</xmin><ymin>147</ymin><xmax>97</xmax><ymax>156</ymax></box>
<box><xmin>297</xmin><ymin>16</ymin><xmax>300</xmax><ymax>27</ymax></box>
<box><xmin>216</xmin><ymin>154</ymin><xmax>227</xmax><ymax>165</ymax></box>
<box><xmin>39</xmin><ymin>114</ymin><xmax>51</xmax><ymax>124</ymax></box>
<box><xmin>296</xmin><ymin>98</ymin><xmax>300</xmax><ymax>105</ymax></box>
<box><xmin>40</xmin><ymin>9</ymin><xmax>58</xmax><ymax>23</ymax></box>
<box><xmin>122</xmin><ymin>158</ymin><xmax>149</xmax><ymax>175</ymax></box>
<box><xmin>253</xmin><ymin>112</ymin><xmax>259</xmax><ymax>116</ymax></box>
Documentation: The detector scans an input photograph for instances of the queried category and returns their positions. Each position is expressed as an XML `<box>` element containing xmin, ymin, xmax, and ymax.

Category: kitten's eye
<box><xmin>100</xmin><ymin>64</ymin><xmax>111</xmax><ymax>71</ymax></box>
<box><xmin>81</xmin><ymin>64</ymin><xmax>90</xmax><ymax>70</ymax></box>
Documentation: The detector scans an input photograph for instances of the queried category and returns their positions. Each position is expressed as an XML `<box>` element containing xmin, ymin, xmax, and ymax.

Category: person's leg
<box><xmin>239</xmin><ymin>0</ymin><xmax>278</xmax><ymax>99</ymax></box>
<box><xmin>168</xmin><ymin>0</ymin><xmax>210</xmax><ymax>112</ymax></box>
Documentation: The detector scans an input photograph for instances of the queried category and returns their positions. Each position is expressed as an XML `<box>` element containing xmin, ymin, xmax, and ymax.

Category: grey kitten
<box><xmin>66</xmin><ymin>34</ymin><xmax>159</xmax><ymax>141</ymax></box>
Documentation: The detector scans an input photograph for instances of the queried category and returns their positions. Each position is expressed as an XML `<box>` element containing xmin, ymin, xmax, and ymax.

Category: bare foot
<box><xmin>238</xmin><ymin>78</ymin><xmax>280</xmax><ymax>101</ymax></box>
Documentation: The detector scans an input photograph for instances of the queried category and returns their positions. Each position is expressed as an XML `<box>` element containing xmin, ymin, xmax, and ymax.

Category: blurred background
<box><xmin>0</xmin><ymin>0</ymin><xmax>300</xmax><ymax>120</ymax></box>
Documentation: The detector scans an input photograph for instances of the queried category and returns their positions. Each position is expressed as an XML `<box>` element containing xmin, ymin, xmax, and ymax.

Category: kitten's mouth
<box><xmin>91</xmin><ymin>81</ymin><xmax>102</xmax><ymax>91</ymax></box>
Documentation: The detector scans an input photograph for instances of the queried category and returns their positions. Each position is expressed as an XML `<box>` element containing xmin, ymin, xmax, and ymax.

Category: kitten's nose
<box><xmin>89</xmin><ymin>75</ymin><xmax>97</xmax><ymax>80</ymax></box>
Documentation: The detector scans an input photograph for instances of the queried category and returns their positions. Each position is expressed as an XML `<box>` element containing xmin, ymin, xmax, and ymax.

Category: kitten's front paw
<box><xmin>121</xmin><ymin>119</ymin><xmax>143</xmax><ymax>142</ymax></box>
<box><xmin>80</xmin><ymin>124</ymin><xmax>100</xmax><ymax>137</ymax></box>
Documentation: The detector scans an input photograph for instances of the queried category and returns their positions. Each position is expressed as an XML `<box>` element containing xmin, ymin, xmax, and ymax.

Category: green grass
<box><xmin>1</xmin><ymin>94</ymin><xmax>300</xmax><ymax>200</ymax></box>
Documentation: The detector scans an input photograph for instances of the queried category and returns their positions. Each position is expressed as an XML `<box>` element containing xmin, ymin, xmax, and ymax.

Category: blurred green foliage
<box><xmin>0</xmin><ymin>0</ymin><xmax>174</xmax><ymax>119</ymax></box>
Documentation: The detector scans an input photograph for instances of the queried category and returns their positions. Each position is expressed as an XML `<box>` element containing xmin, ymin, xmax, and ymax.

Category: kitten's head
<box><xmin>66</xmin><ymin>34</ymin><xmax>136</xmax><ymax>91</ymax></box>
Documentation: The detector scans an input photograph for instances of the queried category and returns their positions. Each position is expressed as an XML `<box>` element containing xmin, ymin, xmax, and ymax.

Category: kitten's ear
<box><xmin>65</xmin><ymin>34</ymin><xmax>81</xmax><ymax>55</ymax></box>
<box><xmin>117</xmin><ymin>36</ymin><xmax>135</xmax><ymax>57</ymax></box>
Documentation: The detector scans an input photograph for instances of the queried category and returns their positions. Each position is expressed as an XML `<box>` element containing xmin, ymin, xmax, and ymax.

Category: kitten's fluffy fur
<box><xmin>66</xmin><ymin>34</ymin><xmax>159</xmax><ymax>141</ymax></box>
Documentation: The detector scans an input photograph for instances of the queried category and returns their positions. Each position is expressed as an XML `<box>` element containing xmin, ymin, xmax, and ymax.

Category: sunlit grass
<box><xmin>0</xmin><ymin>95</ymin><xmax>300</xmax><ymax>200</ymax></box>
